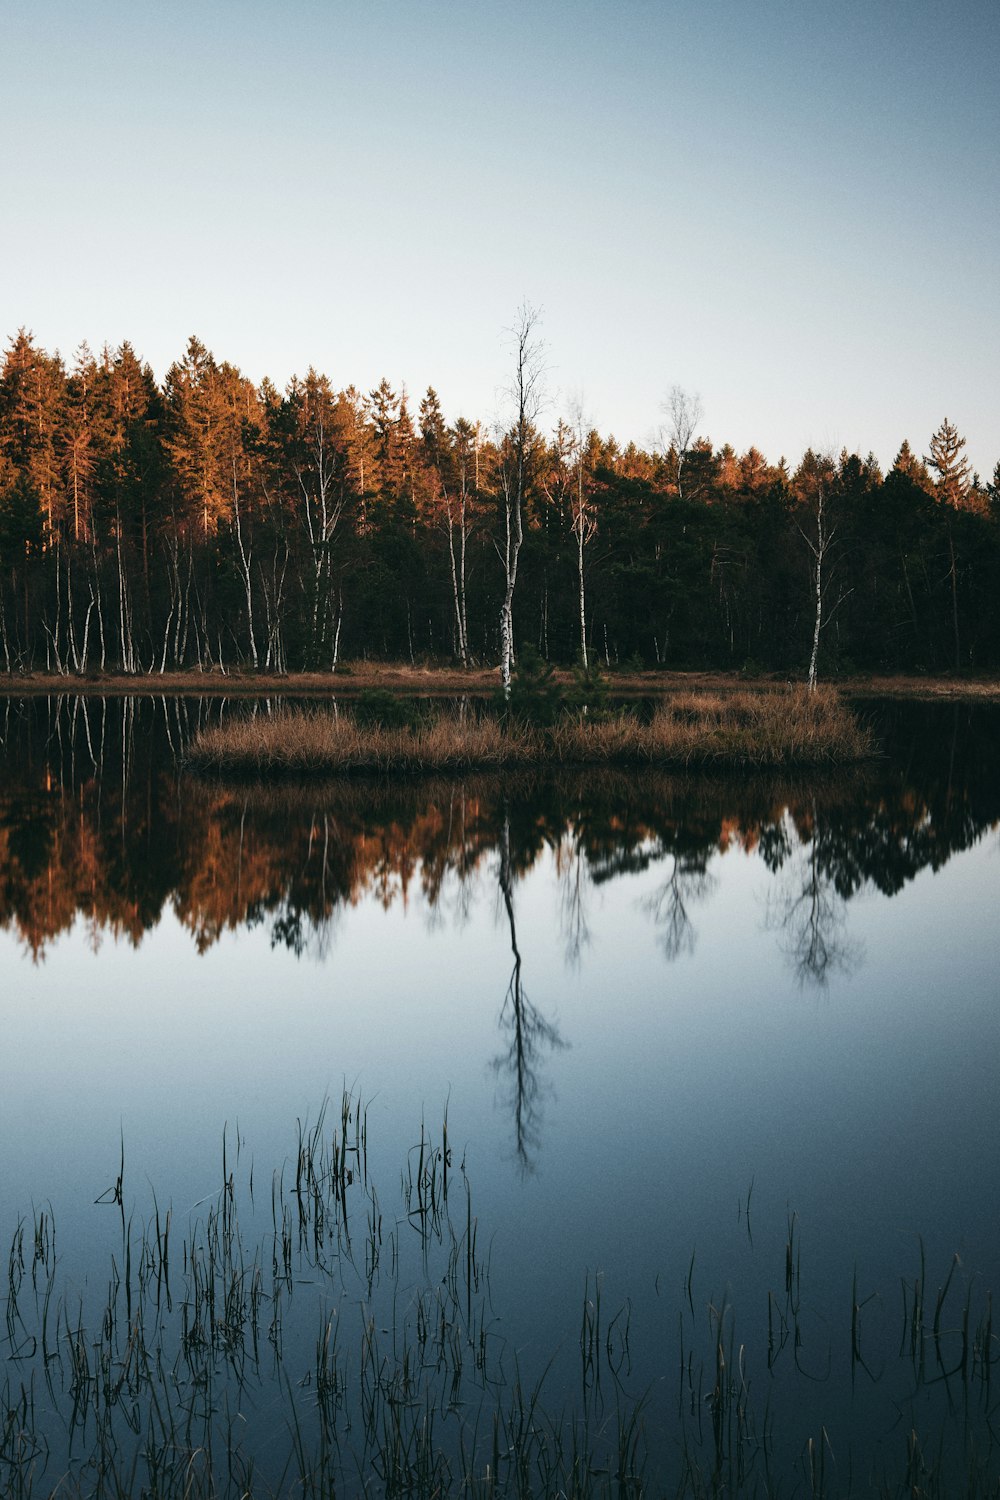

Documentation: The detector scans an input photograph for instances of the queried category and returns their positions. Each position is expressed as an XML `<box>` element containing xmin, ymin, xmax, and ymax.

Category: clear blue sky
<box><xmin>2</xmin><ymin>0</ymin><xmax>997</xmax><ymax>474</ymax></box>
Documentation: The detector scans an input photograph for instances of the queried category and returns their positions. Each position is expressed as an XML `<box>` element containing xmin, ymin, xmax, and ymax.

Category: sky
<box><xmin>2</xmin><ymin>0</ymin><xmax>997</xmax><ymax>475</ymax></box>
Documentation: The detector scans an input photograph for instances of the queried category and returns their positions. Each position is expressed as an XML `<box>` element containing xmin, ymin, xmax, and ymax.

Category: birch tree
<box><xmin>659</xmin><ymin>385</ymin><xmax>703</xmax><ymax>502</ymax></box>
<box><xmin>222</xmin><ymin>368</ymin><xmax>264</xmax><ymax>668</ymax></box>
<box><xmin>795</xmin><ymin>451</ymin><xmax>847</xmax><ymax>691</ymax></box>
<box><xmin>420</xmin><ymin>389</ymin><xmax>477</xmax><ymax>666</ymax></box>
<box><xmin>568</xmin><ymin>399</ymin><xmax>597</xmax><ymax>668</ymax></box>
<box><xmin>496</xmin><ymin>304</ymin><xmax>543</xmax><ymax>696</ymax></box>
<box><xmin>289</xmin><ymin>371</ymin><xmax>346</xmax><ymax>670</ymax></box>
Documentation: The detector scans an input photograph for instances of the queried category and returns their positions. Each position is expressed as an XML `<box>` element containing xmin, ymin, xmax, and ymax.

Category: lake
<box><xmin>1</xmin><ymin>694</ymin><xmax>998</xmax><ymax>1497</ymax></box>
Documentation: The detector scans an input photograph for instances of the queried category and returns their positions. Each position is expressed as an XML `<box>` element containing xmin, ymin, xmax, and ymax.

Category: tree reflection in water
<box><xmin>764</xmin><ymin>801</ymin><xmax>862</xmax><ymax>987</ymax></box>
<box><xmin>644</xmin><ymin>849</ymin><xmax>716</xmax><ymax>961</ymax></box>
<box><xmin>3</xmin><ymin>697</ymin><xmax>1000</xmax><ymax>959</ymax></box>
<box><xmin>493</xmin><ymin>801</ymin><xmax>566</xmax><ymax>1171</ymax></box>
<box><xmin>556</xmin><ymin>826</ymin><xmax>591</xmax><ymax>967</ymax></box>
<box><xmin>2</xmin><ymin>694</ymin><xmax>1000</xmax><ymax>1139</ymax></box>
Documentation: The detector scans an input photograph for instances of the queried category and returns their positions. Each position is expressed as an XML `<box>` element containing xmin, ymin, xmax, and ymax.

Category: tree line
<box><xmin>1</xmin><ymin>324</ymin><xmax>997</xmax><ymax>678</ymax></box>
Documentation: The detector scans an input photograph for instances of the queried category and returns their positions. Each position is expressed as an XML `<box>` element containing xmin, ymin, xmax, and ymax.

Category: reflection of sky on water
<box><xmin>4</xmin><ymin>820</ymin><xmax>997</xmax><ymax>1283</ymax></box>
<box><xmin>2</xmin><ymin>727</ymin><xmax>999</xmax><ymax>1489</ymax></box>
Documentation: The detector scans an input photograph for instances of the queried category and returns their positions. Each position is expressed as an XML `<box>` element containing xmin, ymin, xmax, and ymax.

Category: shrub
<box><xmin>501</xmin><ymin>644</ymin><xmax>565</xmax><ymax>727</ymax></box>
<box><xmin>353</xmin><ymin>688</ymin><xmax>426</xmax><ymax>730</ymax></box>
<box><xmin>565</xmin><ymin>661</ymin><xmax>610</xmax><ymax>721</ymax></box>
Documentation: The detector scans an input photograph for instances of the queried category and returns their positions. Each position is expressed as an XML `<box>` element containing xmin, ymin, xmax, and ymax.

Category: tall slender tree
<box><xmin>927</xmin><ymin>418</ymin><xmax>972</xmax><ymax>508</ymax></box>
<box><xmin>926</xmin><ymin>417</ymin><xmax>972</xmax><ymax>671</ymax></box>
<box><xmin>567</xmin><ymin>401</ymin><xmax>597</xmax><ymax>668</ymax></box>
<box><xmin>287</xmin><ymin>370</ymin><xmax>348</xmax><ymax>670</ymax></box>
<box><xmin>496</xmin><ymin>304</ymin><xmax>544</xmax><ymax>696</ymax></box>
<box><xmin>794</xmin><ymin>450</ymin><xmax>844</xmax><ymax>691</ymax></box>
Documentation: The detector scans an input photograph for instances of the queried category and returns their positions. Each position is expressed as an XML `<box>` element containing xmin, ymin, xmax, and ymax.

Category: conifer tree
<box><xmin>64</xmin><ymin>342</ymin><xmax>100</xmax><ymax>546</ymax></box>
<box><xmin>890</xmin><ymin>439</ymin><xmax>933</xmax><ymax>490</ymax></box>
<box><xmin>926</xmin><ymin>418</ymin><xmax>972</xmax><ymax>671</ymax></box>
<box><xmin>926</xmin><ymin>418</ymin><xmax>971</xmax><ymax>508</ymax></box>
<box><xmin>164</xmin><ymin>336</ymin><xmax>230</xmax><ymax>538</ymax></box>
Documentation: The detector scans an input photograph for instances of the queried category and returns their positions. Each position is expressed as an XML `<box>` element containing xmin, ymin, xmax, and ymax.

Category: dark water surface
<box><xmin>1</xmin><ymin>695</ymin><xmax>998</xmax><ymax>1496</ymax></box>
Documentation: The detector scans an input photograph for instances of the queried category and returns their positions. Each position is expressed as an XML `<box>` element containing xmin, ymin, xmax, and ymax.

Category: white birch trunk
<box><xmin>807</xmin><ymin>485</ymin><xmax>825</xmax><ymax>692</ymax></box>
<box><xmin>231</xmin><ymin>458</ymin><xmax>258</xmax><ymax>667</ymax></box>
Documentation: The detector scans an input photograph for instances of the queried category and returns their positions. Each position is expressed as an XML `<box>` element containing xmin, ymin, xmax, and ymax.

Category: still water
<box><xmin>1</xmin><ymin>695</ymin><xmax>998</xmax><ymax>1496</ymax></box>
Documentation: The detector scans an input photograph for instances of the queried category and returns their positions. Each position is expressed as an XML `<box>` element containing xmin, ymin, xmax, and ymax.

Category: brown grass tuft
<box><xmin>186</xmin><ymin>687</ymin><xmax>875</xmax><ymax>778</ymax></box>
<box><xmin>187</xmin><ymin>710</ymin><xmax>541</xmax><ymax>775</ymax></box>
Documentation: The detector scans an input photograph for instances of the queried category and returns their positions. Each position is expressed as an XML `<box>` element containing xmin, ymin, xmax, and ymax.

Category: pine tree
<box><xmin>890</xmin><ymin>439</ymin><xmax>933</xmax><ymax>491</ymax></box>
<box><xmin>164</xmin><ymin>336</ymin><xmax>230</xmax><ymax>537</ymax></box>
<box><xmin>64</xmin><ymin>342</ymin><xmax>101</xmax><ymax>545</ymax></box>
<box><xmin>925</xmin><ymin>419</ymin><xmax>972</xmax><ymax>671</ymax></box>
<box><xmin>0</xmin><ymin>328</ymin><xmax>67</xmax><ymax>541</ymax></box>
<box><xmin>925</xmin><ymin>418</ymin><xmax>971</xmax><ymax>508</ymax></box>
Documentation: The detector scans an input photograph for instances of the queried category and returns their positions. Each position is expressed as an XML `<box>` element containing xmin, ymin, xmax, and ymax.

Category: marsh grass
<box><xmin>186</xmin><ymin>688</ymin><xmax>875</xmax><ymax>778</ymax></box>
<box><xmin>2</xmin><ymin>1095</ymin><xmax>997</xmax><ymax>1500</ymax></box>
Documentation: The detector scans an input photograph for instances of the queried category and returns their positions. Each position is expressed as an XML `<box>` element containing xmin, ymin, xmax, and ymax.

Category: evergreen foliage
<box><xmin>0</xmin><ymin>327</ymin><xmax>997</xmax><ymax>678</ymax></box>
<box><xmin>501</xmin><ymin>643</ymin><xmax>566</xmax><ymax>726</ymax></box>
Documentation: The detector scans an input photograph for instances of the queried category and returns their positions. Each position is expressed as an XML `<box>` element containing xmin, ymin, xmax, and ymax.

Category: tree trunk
<box><xmin>946</xmin><ymin>520</ymin><xmax>960</xmax><ymax>672</ymax></box>
<box><xmin>576</xmin><ymin>513</ymin><xmax>588</xmax><ymax>669</ymax></box>
<box><xmin>497</xmin><ymin>304</ymin><xmax>541</xmax><ymax>697</ymax></box>
<box><xmin>231</xmin><ymin>462</ymin><xmax>258</xmax><ymax>667</ymax></box>
<box><xmin>807</xmin><ymin>484</ymin><xmax>826</xmax><ymax>693</ymax></box>
<box><xmin>445</xmin><ymin>507</ymin><xmax>467</xmax><ymax>666</ymax></box>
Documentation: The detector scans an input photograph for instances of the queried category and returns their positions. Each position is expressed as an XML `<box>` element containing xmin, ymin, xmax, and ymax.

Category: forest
<box><xmin>1</xmin><ymin>327</ymin><xmax>998</xmax><ymax>680</ymax></box>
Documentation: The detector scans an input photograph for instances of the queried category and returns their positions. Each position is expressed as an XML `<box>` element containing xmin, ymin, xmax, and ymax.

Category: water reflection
<box><xmin>3</xmin><ymin>694</ymin><xmax>998</xmax><ymax>1495</ymax></box>
<box><xmin>1</xmin><ymin>695</ymin><xmax>999</xmax><ymax>969</ymax></box>
<box><xmin>494</xmin><ymin>801</ymin><xmax>566</xmax><ymax>1169</ymax></box>
<box><xmin>764</xmin><ymin>800</ymin><xmax>862</xmax><ymax>986</ymax></box>
<box><xmin>644</xmin><ymin>848</ymin><xmax>716</xmax><ymax>961</ymax></box>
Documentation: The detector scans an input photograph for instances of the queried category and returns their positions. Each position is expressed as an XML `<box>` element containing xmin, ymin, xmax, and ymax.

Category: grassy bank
<box><xmin>186</xmin><ymin>686</ymin><xmax>875</xmax><ymax>776</ymax></box>
<box><xmin>3</xmin><ymin>663</ymin><xmax>1000</xmax><ymax>699</ymax></box>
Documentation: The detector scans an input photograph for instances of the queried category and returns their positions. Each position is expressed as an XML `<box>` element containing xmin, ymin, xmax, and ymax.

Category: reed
<box><xmin>186</xmin><ymin>687</ymin><xmax>875</xmax><ymax>777</ymax></box>
<box><xmin>2</xmin><ymin>1097</ymin><xmax>994</xmax><ymax>1500</ymax></box>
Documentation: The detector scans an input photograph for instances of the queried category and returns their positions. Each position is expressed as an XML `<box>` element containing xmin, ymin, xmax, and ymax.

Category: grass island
<box><xmin>185</xmin><ymin>683</ymin><xmax>876</xmax><ymax>777</ymax></box>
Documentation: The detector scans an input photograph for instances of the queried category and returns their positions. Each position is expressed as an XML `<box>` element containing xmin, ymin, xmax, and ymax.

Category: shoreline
<box><xmin>1</xmin><ymin>665</ymin><xmax>999</xmax><ymax>701</ymax></box>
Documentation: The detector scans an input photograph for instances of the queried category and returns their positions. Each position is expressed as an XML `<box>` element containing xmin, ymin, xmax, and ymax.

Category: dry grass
<box><xmin>6</xmin><ymin>664</ymin><xmax>1000</xmax><ymax>701</ymax></box>
<box><xmin>188</xmin><ymin>711</ymin><xmax>536</xmax><ymax>774</ymax></box>
<box><xmin>186</xmin><ymin>686</ymin><xmax>875</xmax><ymax>776</ymax></box>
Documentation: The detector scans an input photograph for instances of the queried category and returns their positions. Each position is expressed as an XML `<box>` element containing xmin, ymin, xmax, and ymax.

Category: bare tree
<box><xmin>659</xmin><ymin>385</ymin><xmax>703</xmax><ymax>502</ymax></box>
<box><xmin>567</xmin><ymin>397</ymin><xmax>597</xmax><ymax>669</ymax></box>
<box><xmin>804</xmin><ymin>479</ymin><xmax>829</xmax><ymax>692</ymax></box>
<box><xmin>796</xmin><ymin>453</ymin><xmax>849</xmax><ymax>692</ymax></box>
<box><xmin>496</xmin><ymin>304</ymin><xmax>544</xmax><ymax>697</ymax></box>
